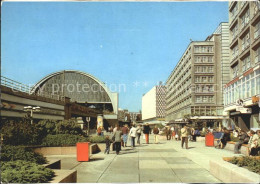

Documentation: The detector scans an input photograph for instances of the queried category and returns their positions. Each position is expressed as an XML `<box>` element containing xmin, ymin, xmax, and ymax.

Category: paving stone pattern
<box><xmin>47</xmin><ymin>135</ymin><xmax>230</xmax><ymax>183</ymax></box>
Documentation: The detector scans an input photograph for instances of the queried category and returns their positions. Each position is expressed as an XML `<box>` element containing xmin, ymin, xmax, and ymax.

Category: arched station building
<box><xmin>31</xmin><ymin>70</ymin><xmax>118</xmax><ymax>129</ymax></box>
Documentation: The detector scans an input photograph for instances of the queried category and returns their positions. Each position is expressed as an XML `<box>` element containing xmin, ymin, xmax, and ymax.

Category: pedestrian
<box><xmin>234</xmin><ymin>130</ymin><xmax>248</xmax><ymax>154</ymax></box>
<box><xmin>136</xmin><ymin>125</ymin><xmax>142</xmax><ymax>145</ymax></box>
<box><xmin>104</xmin><ymin>135</ymin><xmax>112</xmax><ymax>154</ymax></box>
<box><xmin>153</xmin><ymin>125</ymin><xmax>160</xmax><ymax>144</ymax></box>
<box><xmin>171</xmin><ymin>126</ymin><xmax>174</xmax><ymax>139</ymax></box>
<box><xmin>165</xmin><ymin>126</ymin><xmax>171</xmax><ymax>140</ymax></box>
<box><xmin>97</xmin><ymin>126</ymin><xmax>102</xmax><ymax>136</ymax></box>
<box><xmin>121</xmin><ymin>124</ymin><xmax>129</xmax><ymax>147</ymax></box>
<box><xmin>248</xmin><ymin>130</ymin><xmax>258</xmax><ymax>156</ymax></box>
<box><xmin>129</xmin><ymin>124</ymin><xmax>137</xmax><ymax>147</ymax></box>
<box><xmin>250</xmin><ymin>130</ymin><xmax>260</xmax><ymax>156</ymax></box>
<box><xmin>190</xmin><ymin>127</ymin><xmax>195</xmax><ymax>141</ymax></box>
<box><xmin>181</xmin><ymin>125</ymin><xmax>189</xmax><ymax>149</ymax></box>
<box><xmin>193</xmin><ymin>128</ymin><xmax>200</xmax><ymax>142</ymax></box>
<box><xmin>143</xmin><ymin>123</ymin><xmax>151</xmax><ymax>144</ymax></box>
<box><xmin>220</xmin><ymin>128</ymin><xmax>231</xmax><ymax>149</ymax></box>
<box><xmin>112</xmin><ymin>126</ymin><xmax>123</xmax><ymax>155</ymax></box>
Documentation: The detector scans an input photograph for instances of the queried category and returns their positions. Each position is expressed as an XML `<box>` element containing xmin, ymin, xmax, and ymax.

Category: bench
<box><xmin>223</xmin><ymin>141</ymin><xmax>249</xmax><ymax>155</ymax></box>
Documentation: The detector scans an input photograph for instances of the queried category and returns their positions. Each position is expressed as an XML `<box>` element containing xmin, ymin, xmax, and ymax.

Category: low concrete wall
<box><xmin>34</xmin><ymin>146</ymin><xmax>77</xmax><ymax>155</ymax></box>
<box><xmin>209</xmin><ymin>160</ymin><xmax>260</xmax><ymax>183</ymax></box>
<box><xmin>51</xmin><ymin>169</ymin><xmax>77</xmax><ymax>183</ymax></box>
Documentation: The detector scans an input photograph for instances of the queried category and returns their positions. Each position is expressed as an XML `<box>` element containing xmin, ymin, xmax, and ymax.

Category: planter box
<box><xmin>210</xmin><ymin>160</ymin><xmax>260</xmax><ymax>183</ymax></box>
<box><xmin>51</xmin><ymin>169</ymin><xmax>77</xmax><ymax>183</ymax></box>
<box><xmin>34</xmin><ymin>146</ymin><xmax>77</xmax><ymax>155</ymax></box>
<box><xmin>34</xmin><ymin>144</ymin><xmax>104</xmax><ymax>156</ymax></box>
<box><xmin>223</xmin><ymin>156</ymin><xmax>260</xmax><ymax>162</ymax></box>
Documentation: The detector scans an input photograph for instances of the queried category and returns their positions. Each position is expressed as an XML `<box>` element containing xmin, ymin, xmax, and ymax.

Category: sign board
<box><xmin>236</xmin><ymin>99</ymin><xmax>244</xmax><ymax>106</ymax></box>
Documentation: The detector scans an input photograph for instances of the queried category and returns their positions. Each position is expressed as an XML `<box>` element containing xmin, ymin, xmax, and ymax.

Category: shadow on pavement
<box><xmin>119</xmin><ymin>151</ymin><xmax>138</xmax><ymax>155</ymax></box>
<box><xmin>89</xmin><ymin>158</ymin><xmax>105</xmax><ymax>162</ymax></box>
<box><xmin>186</xmin><ymin>147</ymin><xmax>195</xmax><ymax>149</ymax></box>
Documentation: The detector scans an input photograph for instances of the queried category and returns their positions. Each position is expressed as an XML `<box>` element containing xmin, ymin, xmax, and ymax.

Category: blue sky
<box><xmin>1</xmin><ymin>2</ymin><xmax>229</xmax><ymax>112</ymax></box>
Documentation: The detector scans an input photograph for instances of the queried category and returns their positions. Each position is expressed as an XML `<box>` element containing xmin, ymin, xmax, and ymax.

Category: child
<box><xmin>104</xmin><ymin>135</ymin><xmax>112</xmax><ymax>154</ymax></box>
<box><xmin>175</xmin><ymin>133</ymin><xmax>179</xmax><ymax>141</ymax></box>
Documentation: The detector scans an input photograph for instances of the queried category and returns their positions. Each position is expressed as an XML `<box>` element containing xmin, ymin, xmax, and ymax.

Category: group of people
<box><xmin>104</xmin><ymin>123</ymin><xmax>146</xmax><ymax>155</ymax></box>
<box><xmin>234</xmin><ymin>129</ymin><xmax>260</xmax><ymax>156</ymax></box>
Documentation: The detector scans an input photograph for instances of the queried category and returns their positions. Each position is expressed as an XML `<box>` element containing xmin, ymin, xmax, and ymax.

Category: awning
<box><xmin>167</xmin><ymin>121</ymin><xmax>188</xmax><ymax>124</ymax></box>
<box><xmin>190</xmin><ymin>116</ymin><xmax>228</xmax><ymax>120</ymax></box>
<box><xmin>230</xmin><ymin>112</ymin><xmax>241</xmax><ymax>116</ymax></box>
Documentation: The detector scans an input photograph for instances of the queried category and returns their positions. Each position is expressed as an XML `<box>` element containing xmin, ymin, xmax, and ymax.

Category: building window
<box><xmin>232</xmin><ymin>64</ymin><xmax>239</xmax><ymax>78</ymax></box>
<box><xmin>208</xmin><ymin>96</ymin><xmax>213</xmax><ymax>102</ymax></box>
<box><xmin>196</xmin><ymin>96</ymin><xmax>201</xmax><ymax>103</ymax></box>
<box><xmin>208</xmin><ymin>85</ymin><xmax>213</xmax><ymax>92</ymax></box>
<box><xmin>202</xmin><ymin>66</ymin><xmax>207</xmax><ymax>73</ymax></box>
<box><xmin>208</xmin><ymin>76</ymin><xmax>213</xmax><ymax>82</ymax></box>
<box><xmin>202</xmin><ymin>96</ymin><xmax>207</xmax><ymax>102</ymax></box>
<box><xmin>195</xmin><ymin>46</ymin><xmax>200</xmax><ymax>53</ymax></box>
<box><xmin>231</xmin><ymin>24</ymin><xmax>238</xmax><ymax>40</ymax></box>
<box><xmin>253</xmin><ymin>1</ymin><xmax>260</xmax><ymax>16</ymax></box>
<box><xmin>208</xmin><ymin>56</ymin><xmax>213</xmax><ymax>62</ymax></box>
<box><xmin>232</xmin><ymin>45</ymin><xmax>239</xmax><ymax>60</ymax></box>
<box><xmin>255</xmin><ymin>47</ymin><xmax>260</xmax><ymax>64</ymax></box>
<box><xmin>241</xmin><ymin>33</ymin><xmax>250</xmax><ymax>51</ymax></box>
<box><xmin>195</xmin><ymin>86</ymin><xmax>200</xmax><ymax>92</ymax></box>
<box><xmin>195</xmin><ymin>76</ymin><xmax>200</xmax><ymax>82</ymax></box>
<box><xmin>195</xmin><ymin>66</ymin><xmax>200</xmax><ymax>73</ymax></box>
<box><xmin>230</xmin><ymin>4</ymin><xmax>238</xmax><ymax>20</ymax></box>
<box><xmin>202</xmin><ymin>76</ymin><xmax>207</xmax><ymax>82</ymax></box>
<box><xmin>254</xmin><ymin>21</ymin><xmax>260</xmax><ymax>39</ymax></box>
<box><xmin>208</xmin><ymin>66</ymin><xmax>213</xmax><ymax>73</ymax></box>
<box><xmin>241</xmin><ymin>10</ymin><xmax>250</xmax><ymax>29</ymax></box>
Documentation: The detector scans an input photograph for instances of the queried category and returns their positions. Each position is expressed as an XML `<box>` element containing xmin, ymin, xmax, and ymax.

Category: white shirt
<box><xmin>129</xmin><ymin>127</ymin><xmax>137</xmax><ymax>137</ymax></box>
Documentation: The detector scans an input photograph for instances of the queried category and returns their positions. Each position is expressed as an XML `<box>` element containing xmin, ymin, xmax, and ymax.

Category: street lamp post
<box><xmin>86</xmin><ymin>117</ymin><xmax>91</xmax><ymax>136</ymax></box>
<box><xmin>23</xmin><ymin>106</ymin><xmax>41</xmax><ymax>124</ymax></box>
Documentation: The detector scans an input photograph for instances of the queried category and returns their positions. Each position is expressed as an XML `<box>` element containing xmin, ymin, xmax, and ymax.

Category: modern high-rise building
<box><xmin>224</xmin><ymin>1</ymin><xmax>260</xmax><ymax>131</ymax></box>
<box><xmin>142</xmin><ymin>85</ymin><xmax>166</xmax><ymax>124</ymax></box>
<box><xmin>165</xmin><ymin>23</ymin><xmax>230</xmax><ymax>126</ymax></box>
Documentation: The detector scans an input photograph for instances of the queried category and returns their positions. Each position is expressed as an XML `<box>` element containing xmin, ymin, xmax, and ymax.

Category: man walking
<box><xmin>121</xmin><ymin>124</ymin><xmax>129</xmax><ymax>147</ymax></box>
<box><xmin>153</xmin><ymin>125</ymin><xmax>160</xmax><ymax>144</ymax></box>
<box><xmin>181</xmin><ymin>125</ymin><xmax>189</xmax><ymax>149</ymax></box>
<box><xmin>143</xmin><ymin>123</ymin><xmax>151</xmax><ymax>144</ymax></box>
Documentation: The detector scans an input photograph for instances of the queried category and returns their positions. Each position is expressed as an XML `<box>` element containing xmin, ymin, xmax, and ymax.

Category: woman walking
<box><xmin>129</xmin><ymin>124</ymin><xmax>137</xmax><ymax>147</ymax></box>
<box><xmin>136</xmin><ymin>125</ymin><xmax>142</xmax><ymax>145</ymax></box>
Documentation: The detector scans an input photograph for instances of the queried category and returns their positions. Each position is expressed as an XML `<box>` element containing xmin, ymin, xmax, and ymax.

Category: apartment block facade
<box><xmin>224</xmin><ymin>1</ymin><xmax>260</xmax><ymax>130</ymax></box>
<box><xmin>166</xmin><ymin>23</ymin><xmax>230</xmax><ymax>124</ymax></box>
<box><xmin>142</xmin><ymin>85</ymin><xmax>166</xmax><ymax>124</ymax></box>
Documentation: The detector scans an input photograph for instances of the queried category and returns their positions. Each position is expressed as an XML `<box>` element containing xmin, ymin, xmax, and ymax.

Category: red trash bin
<box><xmin>205</xmin><ymin>132</ymin><xmax>214</xmax><ymax>147</ymax></box>
<box><xmin>77</xmin><ymin>142</ymin><xmax>90</xmax><ymax>161</ymax></box>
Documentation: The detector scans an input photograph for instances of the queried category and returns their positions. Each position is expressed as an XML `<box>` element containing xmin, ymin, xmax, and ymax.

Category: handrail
<box><xmin>1</xmin><ymin>76</ymin><xmax>65</xmax><ymax>102</ymax></box>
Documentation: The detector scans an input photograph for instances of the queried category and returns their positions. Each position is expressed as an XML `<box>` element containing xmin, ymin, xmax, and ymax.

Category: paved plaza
<box><xmin>47</xmin><ymin>135</ymin><xmax>240</xmax><ymax>183</ymax></box>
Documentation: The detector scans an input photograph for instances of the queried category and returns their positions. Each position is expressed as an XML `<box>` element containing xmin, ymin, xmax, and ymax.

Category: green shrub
<box><xmin>228</xmin><ymin>156</ymin><xmax>260</xmax><ymax>174</ymax></box>
<box><xmin>0</xmin><ymin>119</ymin><xmax>42</xmax><ymax>145</ymax></box>
<box><xmin>36</xmin><ymin>119</ymin><xmax>85</xmax><ymax>136</ymax></box>
<box><xmin>0</xmin><ymin>145</ymin><xmax>47</xmax><ymax>164</ymax></box>
<box><xmin>41</xmin><ymin>134</ymin><xmax>88</xmax><ymax>147</ymax></box>
<box><xmin>1</xmin><ymin>160</ymin><xmax>55</xmax><ymax>183</ymax></box>
<box><xmin>87</xmin><ymin>135</ymin><xmax>106</xmax><ymax>143</ymax></box>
